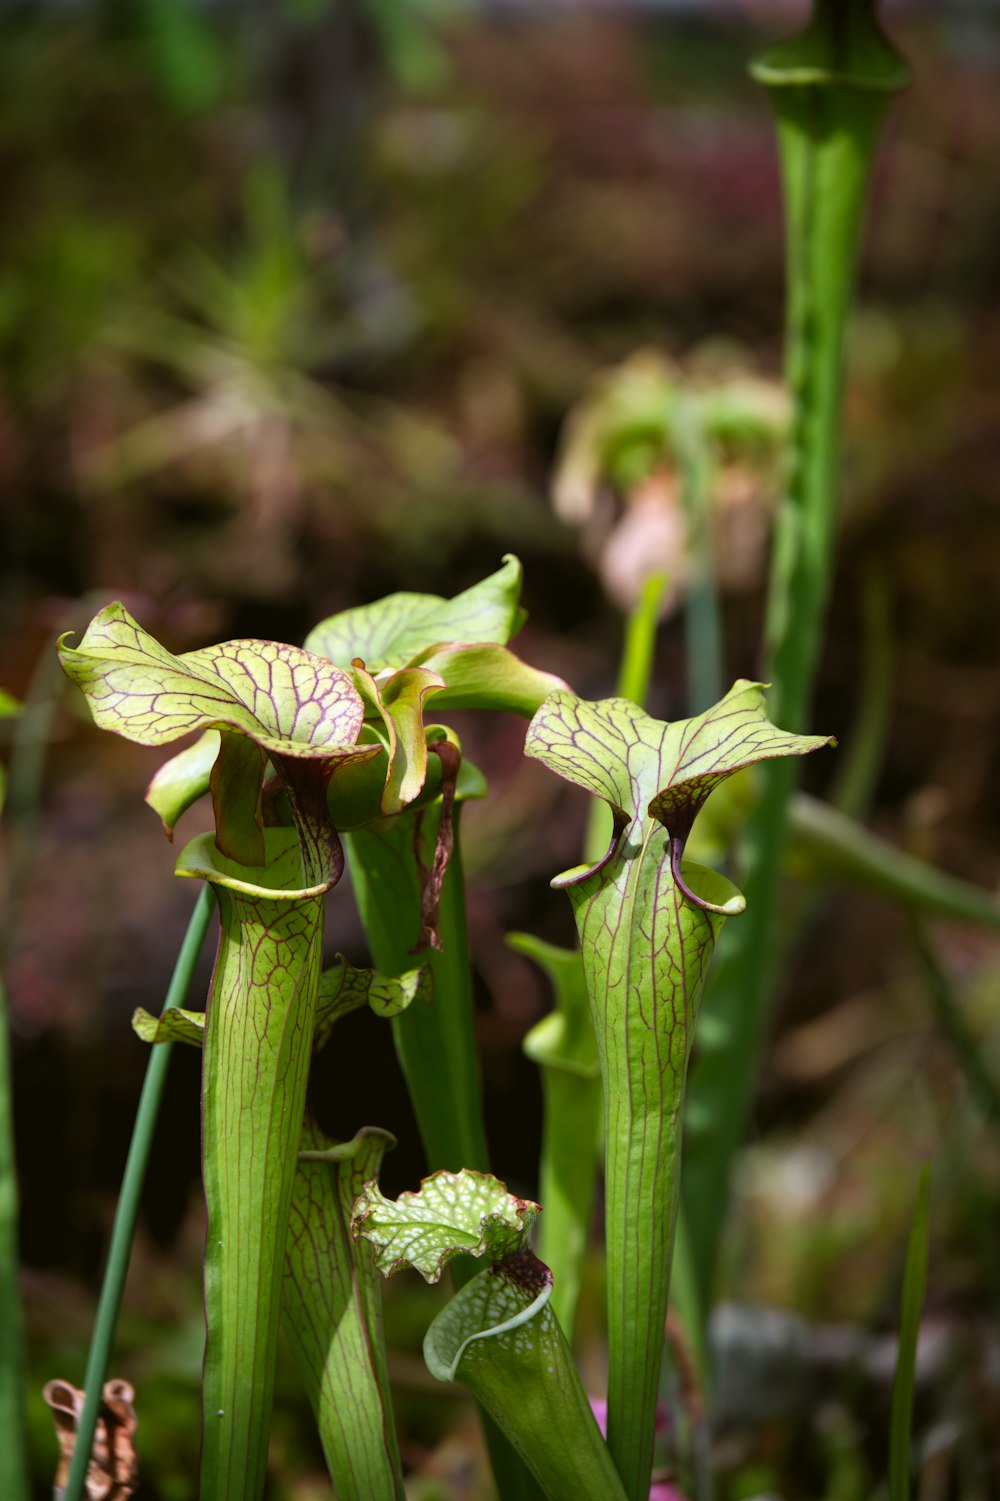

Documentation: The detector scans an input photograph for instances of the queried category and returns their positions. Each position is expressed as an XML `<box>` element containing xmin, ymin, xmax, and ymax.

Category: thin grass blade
<box><xmin>889</xmin><ymin>1162</ymin><xmax>931</xmax><ymax>1501</ymax></box>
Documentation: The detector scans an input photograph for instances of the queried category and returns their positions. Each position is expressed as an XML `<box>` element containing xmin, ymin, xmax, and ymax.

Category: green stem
<box><xmin>682</xmin><ymin>0</ymin><xmax>906</xmax><ymax>1305</ymax></box>
<box><xmin>889</xmin><ymin>1163</ymin><xmax>931</xmax><ymax>1501</ymax></box>
<box><xmin>63</xmin><ymin>884</ymin><xmax>215</xmax><ymax>1501</ymax></box>
<box><xmin>910</xmin><ymin>927</ymin><xmax>1000</xmax><ymax>1128</ymax></box>
<box><xmin>584</xmin><ymin>572</ymin><xmax>666</xmax><ymax>869</ymax></box>
<box><xmin>787</xmin><ymin>794</ymin><xmax>1000</xmax><ymax>933</ymax></box>
<box><xmin>829</xmin><ymin>568</ymin><xmax>892</xmax><ymax>819</ymax></box>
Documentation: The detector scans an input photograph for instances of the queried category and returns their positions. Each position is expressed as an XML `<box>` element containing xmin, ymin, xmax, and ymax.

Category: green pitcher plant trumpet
<box><xmin>525</xmin><ymin>680</ymin><xmax>833</xmax><ymax>1501</ymax></box>
<box><xmin>55</xmin><ymin>580</ymin><xmax>834</xmax><ymax>1501</ymax></box>
<box><xmin>57</xmin><ymin>610</ymin><xmax>385</xmax><ymax>1500</ymax></box>
<box><xmin>353</xmin><ymin>1166</ymin><xmax>628</xmax><ymax>1501</ymax></box>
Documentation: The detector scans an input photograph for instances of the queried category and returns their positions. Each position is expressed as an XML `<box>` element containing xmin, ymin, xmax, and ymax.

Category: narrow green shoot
<box><xmin>673</xmin><ymin>402</ymin><xmax>722</xmax><ymax>713</ymax></box>
<box><xmin>682</xmin><ymin>0</ymin><xmax>908</xmax><ymax>1302</ymax></box>
<box><xmin>787</xmin><ymin>796</ymin><xmax>1000</xmax><ymax>933</ymax></box>
<box><xmin>889</xmin><ymin>1163</ymin><xmax>931</xmax><ymax>1501</ymax></box>
<box><xmin>910</xmin><ymin>930</ymin><xmax>1000</xmax><ymax>1129</ymax></box>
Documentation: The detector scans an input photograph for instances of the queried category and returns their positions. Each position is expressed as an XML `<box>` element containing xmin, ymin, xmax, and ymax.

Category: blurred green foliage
<box><xmin>2</xmin><ymin>1</ymin><xmax>1000</xmax><ymax>1497</ymax></box>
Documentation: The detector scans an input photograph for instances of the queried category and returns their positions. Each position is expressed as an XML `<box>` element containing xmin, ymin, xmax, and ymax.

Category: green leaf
<box><xmin>786</xmin><ymin>793</ymin><xmax>1000</xmax><ymax>932</ymax></box>
<box><xmin>283</xmin><ymin>1123</ymin><xmax>405</xmax><ymax>1501</ymax></box>
<box><xmin>304</xmin><ymin>554</ymin><xmax>526</xmax><ymax>670</ymax></box>
<box><xmin>352</xmin><ymin>1168</ymin><xmax>539</xmax><ymax>1283</ymax></box>
<box><xmin>889</xmin><ymin>1163</ymin><xmax>931</xmax><ymax>1501</ymax></box>
<box><xmin>422</xmin><ymin>1256</ymin><xmax>628</xmax><ymax>1501</ymax></box>
<box><xmin>60</xmin><ymin>604</ymin><xmax>381</xmax><ymax>886</ymax></box>
<box><xmin>529</xmin><ymin>681</ymin><xmax>831</xmax><ymax>874</ymax></box>
<box><xmin>145</xmin><ymin>728</ymin><xmax>219</xmax><ymax>835</ymax></box>
<box><xmin>524</xmin><ymin>680</ymin><xmax>832</xmax><ymax>1501</ymax></box>
<box><xmin>58</xmin><ymin>603</ymin><xmax>366</xmax><ymax>760</ymax></box>
<box><xmin>341</xmin><ymin>661</ymin><xmax>447</xmax><ymax>821</ymax></box>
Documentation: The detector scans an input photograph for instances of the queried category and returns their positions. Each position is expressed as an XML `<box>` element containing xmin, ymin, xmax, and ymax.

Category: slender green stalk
<box><xmin>584</xmin><ymin>570</ymin><xmax>666</xmax><ymax>868</ymax></box>
<box><xmin>829</xmin><ymin>568</ymin><xmax>892</xmax><ymax>819</ymax></box>
<box><xmin>682</xmin><ymin>0</ymin><xmax>907</xmax><ymax>1302</ymax></box>
<box><xmin>787</xmin><ymin>795</ymin><xmax>1000</xmax><ymax>933</ymax></box>
<box><xmin>63</xmin><ymin>884</ymin><xmax>214</xmax><ymax>1501</ymax></box>
<box><xmin>910</xmin><ymin>928</ymin><xmax>1000</xmax><ymax>1128</ymax></box>
<box><xmin>616</xmin><ymin>572</ymin><xmax>667</xmax><ymax>712</ymax></box>
<box><xmin>889</xmin><ymin>1163</ymin><xmax>931</xmax><ymax>1501</ymax></box>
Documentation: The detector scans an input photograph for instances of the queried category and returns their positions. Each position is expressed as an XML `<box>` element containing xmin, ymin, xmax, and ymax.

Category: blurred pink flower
<box><xmin>588</xmin><ymin>1398</ymin><xmax>688</xmax><ymax>1501</ymax></box>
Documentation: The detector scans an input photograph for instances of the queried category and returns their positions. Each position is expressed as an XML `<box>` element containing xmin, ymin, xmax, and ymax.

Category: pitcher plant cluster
<box><xmin>15</xmin><ymin>3</ymin><xmax>927</xmax><ymax>1499</ymax></box>
<box><xmin>54</xmin><ymin>549</ymin><xmax>831</xmax><ymax>1501</ymax></box>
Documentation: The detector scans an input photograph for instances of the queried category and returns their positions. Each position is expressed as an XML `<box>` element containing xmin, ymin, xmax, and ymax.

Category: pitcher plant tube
<box><xmin>525</xmin><ymin>680</ymin><xmax>833</xmax><ymax>1501</ymax></box>
<box><xmin>354</xmin><ymin>1167</ymin><xmax>628</xmax><ymax>1501</ymax></box>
